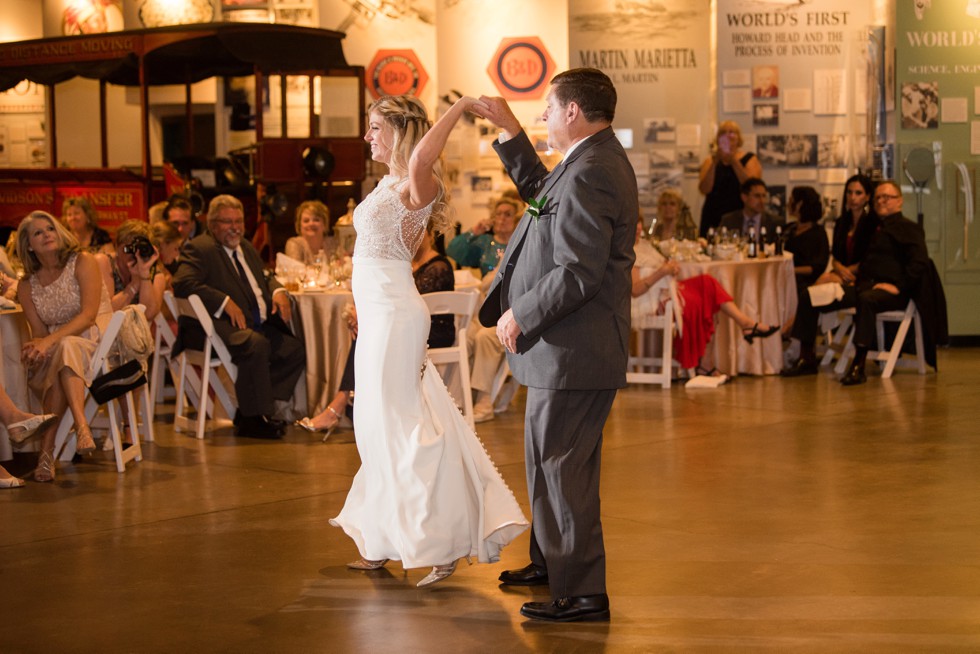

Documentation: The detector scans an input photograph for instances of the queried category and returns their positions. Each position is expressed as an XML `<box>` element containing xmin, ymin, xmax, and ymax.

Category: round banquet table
<box><xmin>1</xmin><ymin>308</ymin><xmax>35</xmax><ymax>461</ymax></box>
<box><xmin>292</xmin><ymin>276</ymin><xmax>482</xmax><ymax>418</ymax></box>
<box><xmin>293</xmin><ymin>289</ymin><xmax>355</xmax><ymax>418</ymax></box>
<box><xmin>676</xmin><ymin>254</ymin><xmax>797</xmax><ymax>376</ymax></box>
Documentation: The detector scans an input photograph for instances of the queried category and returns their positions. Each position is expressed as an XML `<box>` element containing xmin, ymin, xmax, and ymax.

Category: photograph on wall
<box><xmin>901</xmin><ymin>82</ymin><xmax>939</xmax><ymax>129</ymax></box>
<box><xmin>643</xmin><ymin>118</ymin><xmax>677</xmax><ymax>144</ymax></box>
<box><xmin>470</xmin><ymin>175</ymin><xmax>493</xmax><ymax>208</ymax></box>
<box><xmin>756</xmin><ymin>135</ymin><xmax>787</xmax><ymax>167</ymax></box>
<box><xmin>752</xmin><ymin>65</ymin><xmax>779</xmax><ymax>99</ymax></box>
<box><xmin>677</xmin><ymin>148</ymin><xmax>700</xmax><ymax>175</ymax></box>
<box><xmin>275</xmin><ymin>8</ymin><xmax>316</xmax><ymax>26</ymax></box>
<box><xmin>649</xmin><ymin>148</ymin><xmax>677</xmax><ymax>169</ymax></box>
<box><xmin>29</xmin><ymin>138</ymin><xmax>46</xmax><ymax>166</ymax></box>
<box><xmin>767</xmin><ymin>185</ymin><xmax>786</xmax><ymax>220</ymax></box>
<box><xmin>785</xmin><ymin>135</ymin><xmax>818</xmax><ymax>167</ymax></box>
<box><xmin>818</xmin><ymin>134</ymin><xmax>848</xmax><ymax>168</ymax></box>
<box><xmin>753</xmin><ymin>103</ymin><xmax>778</xmax><ymax>128</ymax></box>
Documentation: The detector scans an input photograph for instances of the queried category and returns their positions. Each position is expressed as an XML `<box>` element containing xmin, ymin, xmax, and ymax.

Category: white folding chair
<box><xmin>868</xmin><ymin>299</ymin><xmax>927</xmax><ymax>378</ymax></box>
<box><xmin>172</xmin><ymin>294</ymin><xmax>239</xmax><ymax>439</ymax></box>
<box><xmin>150</xmin><ymin>291</ymin><xmax>179</xmax><ymax>405</ymax></box>
<box><xmin>627</xmin><ymin>297</ymin><xmax>676</xmax><ymax>388</ymax></box>
<box><xmin>489</xmin><ymin>358</ymin><xmax>519</xmax><ymax>413</ymax></box>
<box><xmin>423</xmin><ymin>291</ymin><xmax>479</xmax><ymax>429</ymax></box>
<box><xmin>52</xmin><ymin>309</ymin><xmax>148</xmax><ymax>473</ymax></box>
<box><xmin>819</xmin><ymin>308</ymin><xmax>857</xmax><ymax>374</ymax></box>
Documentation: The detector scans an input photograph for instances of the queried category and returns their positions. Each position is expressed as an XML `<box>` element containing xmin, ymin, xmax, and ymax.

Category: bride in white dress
<box><xmin>329</xmin><ymin>95</ymin><xmax>529</xmax><ymax>587</ymax></box>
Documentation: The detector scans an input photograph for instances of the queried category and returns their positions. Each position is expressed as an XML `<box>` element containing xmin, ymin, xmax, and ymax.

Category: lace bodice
<box><xmin>353</xmin><ymin>175</ymin><xmax>434</xmax><ymax>261</ymax></box>
<box><xmin>30</xmin><ymin>252</ymin><xmax>111</xmax><ymax>332</ymax></box>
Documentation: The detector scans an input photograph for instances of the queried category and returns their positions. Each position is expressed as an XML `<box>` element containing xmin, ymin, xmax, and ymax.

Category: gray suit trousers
<box><xmin>524</xmin><ymin>386</ymin><xmax>616</xmax><ymax>599</ymax></box>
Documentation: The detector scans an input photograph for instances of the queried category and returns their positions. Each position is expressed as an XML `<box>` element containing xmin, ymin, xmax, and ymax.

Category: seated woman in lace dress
<box><xmin>632</xmin><ymin>216</ymin><xmax>778</xmax><ymax>371</ymax></box>
<box><xmin>16</xmin><ymin>211</ymin><xmax>112</xmax><ymax>482</ymax></box>
<box><xmin>297</xmin><ymin>222</ymin><xmax>454</xmax><ymax>435</ymax></box>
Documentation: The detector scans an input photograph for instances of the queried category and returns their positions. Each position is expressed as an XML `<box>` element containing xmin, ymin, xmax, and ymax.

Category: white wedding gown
<box><xmin>329</xmin><ymin>175</ymin><xmax>528</xmax><ymax>568</ymax></box>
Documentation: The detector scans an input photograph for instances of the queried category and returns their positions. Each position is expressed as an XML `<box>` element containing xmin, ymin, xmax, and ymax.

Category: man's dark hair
<box><xmin>163</xmin><ymin>194</ymin><xmax>193</xmax><ymax>221</ymax></box>
<box><xmin>740</xmin><ymin>177</ymin><xmax>767</xmax><ymax>195</ymax></box>
<box><xmin>550</xmin><ymin>68</ymin><xmax>616</xmax><ymax>123</ymax></box>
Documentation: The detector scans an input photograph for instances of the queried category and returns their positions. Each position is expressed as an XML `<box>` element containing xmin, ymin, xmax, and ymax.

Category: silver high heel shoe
<box><xmin>347</xmin><ymin>558</ymin><xmax>389</xmax><ymax>571</ymax></box>
<box><xmin>296</xmin><ymin>406</ymin><xmax>342</xmax><ymax>442</ymax></box>
<box><xmin>417</xmin><ymin>560</ymin><xmax>458</xmax><ymax>588</ymax></box>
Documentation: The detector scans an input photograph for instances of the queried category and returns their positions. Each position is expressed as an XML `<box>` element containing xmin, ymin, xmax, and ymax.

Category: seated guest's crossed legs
<box><xmin>783</xmin><ymin>284</ymin><xmax>908</xmax><ymax>383</ymax></box>
<box><xmin>225</xmin><ymin>318</ymin><xmax>305</xmax><ymax>438</ymax></box>
<box><xmin>469</xmin><ymin>326</ymin><xmax>505</xmax><ymax>423</ymax></box>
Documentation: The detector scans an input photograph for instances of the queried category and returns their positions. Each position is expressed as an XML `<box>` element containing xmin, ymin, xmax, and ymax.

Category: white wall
<box><xmin>0</xmin><ymin>0</ymin><xmax>43</xmax><ymax>42</ymax></box>
<box><xmin>436</xmin><ymin>0</ymin><xmax>569</xmax><ymax>228</ymax></box>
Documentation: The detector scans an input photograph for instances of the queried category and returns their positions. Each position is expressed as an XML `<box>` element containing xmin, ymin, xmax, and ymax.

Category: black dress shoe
<box><xmin>499</xmin><ymin>563</ymin><xmax>549</xmax><ymax>586</ymax></box>
<box><xmin>520</xmin><ymin>594</ymin><xmax>610</xmax><ymax>622</ymax></box>
<box><xmin>235</xmin><ymin>415</ymin><xmax>283</xmax><ymax>439</ymax></box>
<box><xmin>781</xmin><ymin>357</ymin><xmax>818</xmax><ymax>377</ymax></box>
<box><xmin>840</xmin><ymin>365</ymin><xmax>867</xmax><ymax>386</ymax></box>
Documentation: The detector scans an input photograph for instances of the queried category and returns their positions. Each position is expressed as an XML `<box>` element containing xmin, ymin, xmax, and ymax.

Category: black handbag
<box><xmin>89</xmin><ymin>359</ymin><xmax>147</xmax><ymax>405</ymax></box>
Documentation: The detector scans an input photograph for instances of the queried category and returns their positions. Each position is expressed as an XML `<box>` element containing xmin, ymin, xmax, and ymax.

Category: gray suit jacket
<box><xmin>480</xmin><ymin>127</ymin><xmax>637</xmax><ymax>390</ymax></box>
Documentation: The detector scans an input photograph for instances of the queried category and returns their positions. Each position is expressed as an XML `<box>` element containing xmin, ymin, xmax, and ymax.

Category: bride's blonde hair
<box><xmin>369</xmin><ymin>95</ymin><xmax>452</xmax><ymax>234</ymax></box>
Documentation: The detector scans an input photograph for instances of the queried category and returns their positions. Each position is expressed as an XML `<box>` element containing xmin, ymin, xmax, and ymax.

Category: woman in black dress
<box><xmin>816</xmin><ymin>174</ymin><xmax>878</xmax><ymax>286</ymax></box>
<box><xmin>785</xmin><ymin>186</ymin><xmax>830</xmax><ymax>290</ymax></box>
<box><xmin>698</xmin><ymin>121</ymin><xmax>763</xmax><ymax>238</ymax></box>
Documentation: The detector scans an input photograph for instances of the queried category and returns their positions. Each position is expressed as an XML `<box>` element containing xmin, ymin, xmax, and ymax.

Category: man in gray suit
<box><xmin>718</xmin><ymin>177</ymin><xmax>782</xmax><ymax>244</ymax></box>
<box><xmin>172</xmin><ymin>195</ymin><xmax>305</xmax><ymax>439</ymax></box>
<box><xmin>476</xmin><ymin>68</ymin><xmax>637</xmax><ymax>622</ymax></box>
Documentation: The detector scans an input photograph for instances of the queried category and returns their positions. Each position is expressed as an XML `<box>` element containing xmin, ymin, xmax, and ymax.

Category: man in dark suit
<box><xmin>161</xmin><ymin>193</ymin><xmax>204</xmax><ymax>276</ymax></box>
<box><xmin>783</xmin><ymin>181</ymin><xmax>929</xmax><ymax>384</ymax></box>
<box><xmin>172</xmin><ymin>195</ymin><xmax>305</xmax><ymax>438</ymax></box>
<box><xmin>476</xmin><ymin>68</ymin><xmax>637</xmax><ymax>622</ymax></box>
<box><xmin>719</xmin><ymin>177</ymin><xmax>781</xmax><ymax>244</ymax></box>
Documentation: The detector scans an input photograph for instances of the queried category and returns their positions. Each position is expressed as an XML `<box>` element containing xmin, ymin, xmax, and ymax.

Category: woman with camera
<box><xmin>97</xmin><ymin>220</ymin><xmax>166</xmax><ymax>321</ymax></box>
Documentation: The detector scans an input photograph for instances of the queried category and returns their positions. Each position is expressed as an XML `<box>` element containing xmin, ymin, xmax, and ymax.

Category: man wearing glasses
<box><xmin>783</xmin><ymin>180</ymin><xmax>929</xmax><ymax>385</ymax></box>
<box><xmin>173</xmin><ymin>195</ymin><xmax>305</xmax><ymax>438</ymax></box>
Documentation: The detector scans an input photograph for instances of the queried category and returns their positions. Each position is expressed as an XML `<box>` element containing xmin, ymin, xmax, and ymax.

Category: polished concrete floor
<box><xmin>3</xmin><ymin>349</ymin><xmax>980</xmax><ymax>653</ymax></box>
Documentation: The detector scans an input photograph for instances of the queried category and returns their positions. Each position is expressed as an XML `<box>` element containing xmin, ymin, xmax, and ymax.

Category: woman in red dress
<box><xmin>632</xmin><ymin>214</ymin><xmax>779</xmax><ymax>370</ymax></box>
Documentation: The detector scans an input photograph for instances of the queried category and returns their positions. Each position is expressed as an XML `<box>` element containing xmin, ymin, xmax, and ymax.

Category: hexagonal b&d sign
<box><xmin>366</xmin><ymin>49</ymin><xmax>429</xmax><ymax>100</ymax></box>
<box><xmin>487</xmin><ymin>37</ymin><xmax>556</xmax><ymax>101</ymax></box>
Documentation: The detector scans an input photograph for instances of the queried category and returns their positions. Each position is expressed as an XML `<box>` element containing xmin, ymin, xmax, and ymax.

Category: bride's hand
<box><xmin>475</xmin><ymin>96</ymin><xmax>521</xmax><ymax>136</ymax></box>
<box><xmin>456</xmin><ymin>96</ymin><xmax>489</xmax><ymax>116</ymax></box>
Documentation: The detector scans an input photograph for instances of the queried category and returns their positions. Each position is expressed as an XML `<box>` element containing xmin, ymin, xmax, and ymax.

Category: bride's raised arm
<box><xmin>407</xmin><ymin>97</ymin><xmax>486</xmax><ymax>208</ymax></box>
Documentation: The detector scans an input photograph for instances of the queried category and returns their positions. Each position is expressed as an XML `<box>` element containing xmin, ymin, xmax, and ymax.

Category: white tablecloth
<box><xmin>1</xmin><ymin>309</ymin><xmax>34</xmax><ymax>461</ymax></box>
<box><xmin>293</xmin><ymin>290</ymin><xmax>354</xmax><ymax>417</ymax></box>
<box><xmin>677</xmin><ymin>255</ymin><xmax>797</xmax><ymax>376</ymax></box>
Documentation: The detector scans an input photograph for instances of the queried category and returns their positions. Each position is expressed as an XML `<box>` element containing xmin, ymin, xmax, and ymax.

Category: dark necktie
<box><xmin>232</xmin><ymin>250</ymin><xmax>261</xmax><ymax>326</ymax></box>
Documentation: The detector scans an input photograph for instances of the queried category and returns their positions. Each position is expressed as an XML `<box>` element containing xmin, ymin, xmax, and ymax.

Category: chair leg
<box><xmin>880</xmin><ymin>315</ymin><xmax>912</xmax><ymax>379</ymax></box>
<box><xmin>912</xmin><ymin>310</ymin><xmax>927</xmax><ymax>374</ymax></box>
<box><xmin>197</xmin><ymin>360</ymin><xmax>211</xmax><ymax>440</ymax></box>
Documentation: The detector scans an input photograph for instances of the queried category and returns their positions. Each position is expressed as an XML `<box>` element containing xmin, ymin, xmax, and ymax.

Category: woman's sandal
<box><xmin>743</xmin><ymin>322</ymin><xmax>780</xmax><ymax>344</ymax></box>
<box><xmin>296</xmin><ymin>406</ymin><xmax>342</xmax><ymax>442</ymax></box>
<box><xmin>34</xmin><ymin>451</ymin><xmax>56</xmax><ymax>483</ymax></box>
<box><xmin>75</xmin><ymin>424</ymin><xmax>96</xmax><ymax>455</ymax></box>
<box><xmin>347</xmin><ymin>558</ymin><xmax>389</xmax><ymax>571</ymax></box>
<box><xmin>6</xmin><ymin>413</ymin><xmax>59</xmax><ymax>445</ymax></box>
